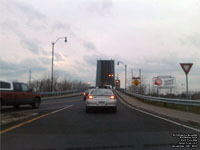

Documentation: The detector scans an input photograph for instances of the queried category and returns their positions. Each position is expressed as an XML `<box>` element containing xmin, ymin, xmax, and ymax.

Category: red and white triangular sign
<box><xmin>180</xmin><ymin>63</ymin><xmax>193</xmax><ymax>75</ymax></box>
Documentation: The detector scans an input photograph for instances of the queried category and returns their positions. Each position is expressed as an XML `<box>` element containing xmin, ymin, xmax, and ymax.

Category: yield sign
<box><xmin>180</xmin><ymin>63</ymin><xmax>193</xmax><ymax>75</ymax></box>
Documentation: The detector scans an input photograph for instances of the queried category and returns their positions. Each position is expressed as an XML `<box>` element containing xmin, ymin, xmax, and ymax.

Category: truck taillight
<box><xmin>88</xmin><ymin>95</ymin><xmax>93</xmax><ymax>99</ymax></box>
<box><xmin>110</xmin><ymin>95</ymin><xmax>115</xmax><ymax>99</ymax></box>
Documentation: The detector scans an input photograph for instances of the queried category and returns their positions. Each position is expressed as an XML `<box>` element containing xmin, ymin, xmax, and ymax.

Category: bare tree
<box><xmin>29</xmin><ymin>74</ymin><xmax>88</xmax><ymax>92</ymax></box>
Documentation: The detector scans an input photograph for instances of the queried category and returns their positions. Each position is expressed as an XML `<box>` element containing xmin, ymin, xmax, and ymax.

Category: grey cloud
<box><xmin>39</xmin><ymin>53</ymin><xmax>64</xmax><ymax>65</ymax></box>
<box><xmin>87</xmin><ymin>0</ymin><xmax>113</xmax><ymax>15</ymax></box>
<box><xmin>0</xmin><ymin>0</ymin><xmax>46</xmax><ymax>31</ymax></box>
<box><xmin>1</xmin><ymin>20</ymin><xmax>44</xmax><ymax>54</ymax></box>
<box><xmin>53</xmin><ymin>22</ymin><xmax>71</xmax><ymax>31</ymax></box>
<box><xmin>83</xmin><ymin>53</ymin><xmax>109</xmax><ymax>66</ymax></box>
<box><xmin>8</xmin><ymin>0</ymin><xmax>46</xmax><ymax>29</ymax></box>
<box><xmin>21</xmin><ymin>37</ymin><xmax>40</xmax><ymax>54</ymax></box>
<box><xmin>41</xmin><ymin>49</ymin><xmax>50</xmax><ymax>56</ymax></box>
<box><xmin>0</xmin><ymin>1</ymin><xmax>47</xmax><ymax>54</ymax></box>
<box><xmin>55</xmin><ymin>53</ymin><xmax>64</xmax><ymax>62</ymax></box>
<box><xmin>0</xmin><ymin>58</ymin><xmax>47</xmax><ymax>78</ymax></box>
<box><xmin>179</xmin><ymin>34</ymin><xmax>200</xmax><ymax>47</ymax></box>
<box><xmin>39</xmin><ymin>57</ymin><xmax>51</xmax><ymax>65</ymax></box>
<box><xmin>83</xmin><ymin>41</ymin><xmax>96</xmax><ymax>51</ymax></box>
<box><xmin>72</xmin><ymin>61</ymin><xmax>90</xmax><ymax>73</ymax></box>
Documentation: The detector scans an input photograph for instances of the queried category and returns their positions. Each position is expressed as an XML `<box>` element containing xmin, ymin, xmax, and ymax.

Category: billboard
<box><xmin>153</xmin><ymin>76</ymin><xmax>176</xmax><ymax>88</ymax></box>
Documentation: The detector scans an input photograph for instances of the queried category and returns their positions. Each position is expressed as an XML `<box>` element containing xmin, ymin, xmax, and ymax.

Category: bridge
<box><xmin>1</xmin><ymin>86</ymin><xmax>199</xmax><ymax>150</ymax></box>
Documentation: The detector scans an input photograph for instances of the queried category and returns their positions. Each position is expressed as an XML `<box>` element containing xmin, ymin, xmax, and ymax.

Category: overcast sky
<box><xmin>0</xmin><ymin>0</ymin><xmax>200</xmax><ymax>91</ymax></box>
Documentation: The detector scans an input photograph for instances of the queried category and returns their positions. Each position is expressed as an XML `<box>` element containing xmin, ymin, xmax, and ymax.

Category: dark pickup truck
<box><xmin>0</xmin><ymin>81</ymin><xmax>41</xmax><ymax>109</ymax></box>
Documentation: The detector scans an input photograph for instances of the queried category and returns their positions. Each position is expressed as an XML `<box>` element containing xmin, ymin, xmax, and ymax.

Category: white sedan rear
<box><xmin>85</xmin><ymin>88</ymin><xmax>117</xmax><ymax>112</ymax></box>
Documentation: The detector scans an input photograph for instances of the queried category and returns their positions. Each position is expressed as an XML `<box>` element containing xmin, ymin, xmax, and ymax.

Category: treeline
<box><xmin>29</xmin><ymin>75</ymin><xmax>88</xmax><ymax>92</ymax></box>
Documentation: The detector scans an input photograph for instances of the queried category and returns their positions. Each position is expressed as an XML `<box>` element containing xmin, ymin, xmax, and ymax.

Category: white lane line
<box><xmin>50</xmin><ymin>105</ymin><xmax>73</xmax><ymax>114</ymax></box>
<box><xmin>117</xmin><ymin>95</ymin><xmax>200</xmax><ymax>133</ymax></box>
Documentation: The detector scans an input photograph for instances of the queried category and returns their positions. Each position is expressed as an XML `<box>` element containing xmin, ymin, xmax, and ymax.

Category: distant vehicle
<box><xmin>0</xmin><ymin>81</ymin><xmax>41</xmax><ymax>109</ymax></box>
<box><xmin>85</xmin><ymin>88</ymin><xmax>117</xmax><ymax>112</ymax></box>
<box><xmin>83</xmin><ymin>89</ymin><xmax>90</xmax><ymax>101</ymax></box>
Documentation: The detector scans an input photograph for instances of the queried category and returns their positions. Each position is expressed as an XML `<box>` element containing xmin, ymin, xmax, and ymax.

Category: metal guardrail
<box><xmin>40</xmin><ymin>88</ymin><xmax>87</xmax><ymax>97</ymax></box>
<box><xmin>118</xmin><ymin>89</ymin><xmax>200</xmax><ymax>107</ymax></box>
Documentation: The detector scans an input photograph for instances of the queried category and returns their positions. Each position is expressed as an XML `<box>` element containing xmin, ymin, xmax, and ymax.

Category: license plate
<box><xmin>99</xmin><ymin>101</ymin><xmax>105</xmax><ymax>104</ymax></box>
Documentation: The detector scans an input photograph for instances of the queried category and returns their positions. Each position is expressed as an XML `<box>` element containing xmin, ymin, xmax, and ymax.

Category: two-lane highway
<box><xmin>1</xmin><ymin>95</ymin><xmax>199</xmax><ymax>150</ymax></box>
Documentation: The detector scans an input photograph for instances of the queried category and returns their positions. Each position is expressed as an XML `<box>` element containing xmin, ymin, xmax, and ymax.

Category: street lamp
<box><xmin>51</xmin><ymin>37</ymin><xmax>67</xmax><ymax>92</ymax></box>
<box><xmin>117</xmin><ymin>61</ymin><xmax>127</xmax><ymax>90</ymax></box>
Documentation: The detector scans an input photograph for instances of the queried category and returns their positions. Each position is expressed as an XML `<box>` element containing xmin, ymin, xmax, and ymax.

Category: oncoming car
<box><xmin>85</xmin><ymin>88</ymin><xmax>117</xmax><ymax>112</ymax></box>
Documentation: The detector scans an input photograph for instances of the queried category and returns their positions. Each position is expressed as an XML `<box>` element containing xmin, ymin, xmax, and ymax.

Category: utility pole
<box><xmin>117</xmin><ymin>61</ymin><xmax>127</xmax><ymax>90</ymax></box>
<box><xmin>125</xmin><ymin>65</ymin><xmax>127</xmax><ymax>90</ymax></box>
<box><xmin>139</xmin><ymin>69</ymin><xmax>141</xmax><ymax>94</ymax></box>
<box><xmin>131</xmin><ymin>69</ymin><xmax>133</xmax><ymax>92</ymax></box>
<box><xmin>29</xmin><ymin>70</ymin><xmax>32</xmax><ymax>85</ymax></box>
<box><xmin>51</xmin><ymin>42</ymin><xmax>54</xmax><ymax>92</ymax></box>
<box><xmin>51</xmin><ymin>36</ymin><xmax>67</xmax><ymax>92</ymax></box>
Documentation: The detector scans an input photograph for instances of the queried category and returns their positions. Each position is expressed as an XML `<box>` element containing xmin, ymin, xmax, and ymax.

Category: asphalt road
<box><xmin>1</xmin><ymin>95</ymin><xmax>199</xmax><ymax>150</ymax></box>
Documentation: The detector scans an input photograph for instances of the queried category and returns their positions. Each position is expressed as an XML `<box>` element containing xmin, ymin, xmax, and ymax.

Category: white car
<box><xmin>85</xmin><ymin>88</ymin><xmax>117</xmax><ymax>112</ymax></box>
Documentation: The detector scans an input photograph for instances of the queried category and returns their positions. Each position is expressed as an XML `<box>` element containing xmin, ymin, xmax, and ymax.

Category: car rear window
<box><xmin>0</xmin><ymin>81</ymin><xmax>11</xmax><ymax>89</ymax></box>
<box><xmin>91</xmin><ymin>89</ymin><xmax>113</xmax><ymax>95</ymax></box>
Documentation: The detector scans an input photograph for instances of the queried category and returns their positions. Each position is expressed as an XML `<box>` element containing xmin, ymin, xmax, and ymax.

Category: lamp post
<box><xmin>117</xmin><ymin>61</ymin><xmax>127</xmax><ymax>90</ymax></box>
<box><xmin>51</xmin><ymin>37</ymin><xmax>67</xmax><ymax>92</ymax></box>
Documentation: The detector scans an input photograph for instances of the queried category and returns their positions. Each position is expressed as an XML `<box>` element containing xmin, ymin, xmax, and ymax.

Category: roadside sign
<box><xmin>153</xmin><ymin>76</ymin><xmax>176</xmax><ymax>88</ymax></box>
<box><xmin>180</xmin><ymin>63</ymin><xmax>193</xmax><ymax>100</ymax></box>
<box><xmin>180</xmin><ymin>63</ymin><xmax>193</xmax><ymax>75</ymax></box>
<box><xmin>132</xmin><ymin>77</ymin><xmax>140</xmax><ymax>80</ymax></box>
<box><xmin>133</xmin><ymin>79</ymin><xmax>140</xmax><ymax>86</ymax></box>
<box><xmin>154</xmin><ymin>78</ymin><xmax>162</xmax><ymax>86</ymax></box>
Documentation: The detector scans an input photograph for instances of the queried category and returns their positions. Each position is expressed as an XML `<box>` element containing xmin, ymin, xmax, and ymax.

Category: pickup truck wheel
<box><xmin>32</xmin><ymin>98</ymin><xmax>40</xmax><ymax>109</ymax></box>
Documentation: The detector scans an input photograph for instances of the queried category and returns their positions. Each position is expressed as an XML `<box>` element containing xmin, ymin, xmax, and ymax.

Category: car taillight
<box><xmin>88</xmin><ymin>95</ymin><xmax>93</xmax><ymax>99</ymax></box>
<box><xmin>110</xmin><ymin>95</ymin><xmax>115</xmax><ymax>99</ymax></box>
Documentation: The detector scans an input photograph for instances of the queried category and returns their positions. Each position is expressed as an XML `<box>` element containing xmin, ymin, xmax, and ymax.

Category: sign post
<box><xmin>180</xmin><ymin>63</ymin><xmax>193</xmax><ymax>99</ymax></box>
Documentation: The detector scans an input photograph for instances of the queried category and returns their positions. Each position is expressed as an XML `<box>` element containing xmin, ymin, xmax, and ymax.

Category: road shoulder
<box><xmin>115</xmin><ymin>90</ymin><xmax>200</xmax><ymax>128</ymax></box>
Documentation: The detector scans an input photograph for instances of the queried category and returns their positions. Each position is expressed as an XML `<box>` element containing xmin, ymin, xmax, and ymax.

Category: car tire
<box><xmin>32</xmin><ymin>98</ymin><xmax>40</xmax><ymax>109</ymax></box>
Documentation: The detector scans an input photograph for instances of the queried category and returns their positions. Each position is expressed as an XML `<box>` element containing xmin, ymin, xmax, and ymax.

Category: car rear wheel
<box><xmin>32</xmin><ymin>98</ymin><xmax>40</xmax><ymax>109</ymax></box>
